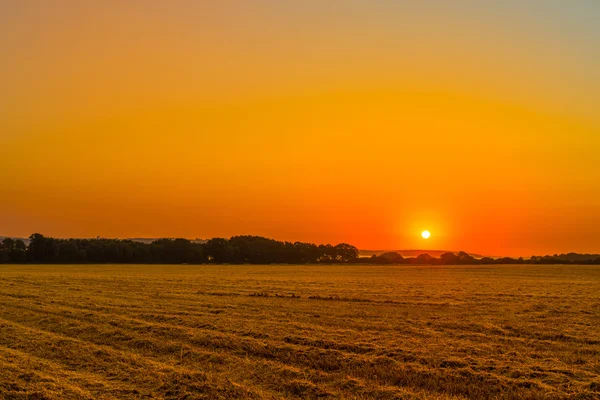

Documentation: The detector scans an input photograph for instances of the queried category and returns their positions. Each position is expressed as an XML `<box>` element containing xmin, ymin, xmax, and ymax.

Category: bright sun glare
<box><xmin>421</xmin><ymin>230</ymin><xmax>431</xmax><ymax>239</ymax></box>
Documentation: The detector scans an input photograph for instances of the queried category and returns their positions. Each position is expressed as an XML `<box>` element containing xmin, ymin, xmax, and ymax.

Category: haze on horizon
<box><xmin>1</xmin><ymin>1</ymin><xmax>599</xmax><ymax>257</ymax></box>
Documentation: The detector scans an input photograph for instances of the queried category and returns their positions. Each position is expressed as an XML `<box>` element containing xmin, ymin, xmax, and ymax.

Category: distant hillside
<box><xmin>359</xmin><ymin>249</ymin><xmax>484</xmax><ymax>258</ymax></box>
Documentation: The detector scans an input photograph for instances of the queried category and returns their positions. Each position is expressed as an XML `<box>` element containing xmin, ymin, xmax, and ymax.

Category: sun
<box><xmin>421</xmin><ymin>230</ymin><xmax>431</xmax><ymax>239</ymax></box>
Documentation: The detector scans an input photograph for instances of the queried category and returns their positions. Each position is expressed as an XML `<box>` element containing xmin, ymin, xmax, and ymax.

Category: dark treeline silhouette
<box><xmin>1</xmin><ymin>234</ymin><xmax>599</xmax><ymax>265</ymax></box>
<box><xmin>0</xmin><ymin>234</ymin><xmax>358</xmax><ymax>264</ymax></box>
<box><xmin>358</xmin><ymin>251</ymin><xmax>600</xmax><ymax>265</ymax></box>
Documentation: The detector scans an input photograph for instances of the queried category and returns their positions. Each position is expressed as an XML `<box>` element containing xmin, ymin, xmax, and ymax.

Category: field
<box><xmin>0</xmin><ymin>264</ymin><xmax>599</xmax><ymax>399</ymax></box>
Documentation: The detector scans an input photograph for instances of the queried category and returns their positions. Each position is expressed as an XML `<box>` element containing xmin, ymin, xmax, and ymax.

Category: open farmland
<box><xmin>0</xmin><ymin>264</ymin><xmax>599</xmax><ymax>399</ymax></box>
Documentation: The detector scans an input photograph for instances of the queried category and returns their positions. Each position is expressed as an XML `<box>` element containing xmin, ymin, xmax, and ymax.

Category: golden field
<box><xmin>0</xmin><ymin>264</ymin><xmax>599</xmax><ymax>399</ymax></box>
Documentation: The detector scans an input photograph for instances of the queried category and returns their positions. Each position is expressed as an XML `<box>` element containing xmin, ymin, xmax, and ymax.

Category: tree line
<box><xmin>1</xmin><ymin>234</ymin><xmax>599</xmax><ymax>265</ymax></box>
<box><xmin>0</xmin><ymin>234</ymin><xmax>358</xmax><ymax>264</ymax></box>
<box><xmin>361</xmin><ymin>251</ymin><xmax>600</xmax><ymax>265</ymax></box>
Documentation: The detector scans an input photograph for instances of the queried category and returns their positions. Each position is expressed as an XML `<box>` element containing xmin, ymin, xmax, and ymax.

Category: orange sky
<box><xmin>1</xmin><ymin>1</ymin><xmax>600</xmax><ymax>256</ymax></box>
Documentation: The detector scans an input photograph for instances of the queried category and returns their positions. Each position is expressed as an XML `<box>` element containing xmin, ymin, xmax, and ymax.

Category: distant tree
<box><xmin>203</xmin><ymin>238</ymin><xmax>234</xmax><ymax>263</ymax></box>
<box><xmin>2</xmin><ymin>238</ymin><xmax>15</xmax><ymax>251</ymax></box>
<box><xmin>457</xmin><ymin>251</ymin><xmax>476</xmax><ymax>265</ymax></box>
<box><xmin>334</xmin><ymin>243</ymin><xmax>359</xmax><ymax>263</ymax></box>
<box><xmin>317</xmin><ymin>244</ymin><xmax>336</xmax><ymax>263</ymax></box>
<box><xmin>230</xmin><ymin>236</ymin><xmax>281</xmax><ymax>264</ymax></box>
<box><xmin>414</xmin><ymin>254</ymin><xmax>434</xmax><ymax>264</ymax></box>
<box><xmin>292</xmin><ymin>242</ymin><xmax>320</xmax><ymax>263</ymax></box>
<box><xmin>85</xmin><ymin>242</ymin><xmax>106</xmax><ymax>263</ymax></box>
<box><xmin>440</xmin><ymin>252</ymin><xmax>460</xmax><ymax>265</ymax></box>
<box><xmin>28</xmin><ymin>233</ymin><xmax>58</xmax><ymax>263</ymax></box>
<box><xmin>146</xmin><ymin>238</ymin><xmax>202</xmax><ymax>264</ymax></box>
<box><xmin>57</xmin><ymin>240</ymin><xmax>79</xmax><ymax>263</ymax></box>
<box><xmin>375</xmin><ymin>252</ymin><xmax>405</xmax><ymax>264</ymax></box>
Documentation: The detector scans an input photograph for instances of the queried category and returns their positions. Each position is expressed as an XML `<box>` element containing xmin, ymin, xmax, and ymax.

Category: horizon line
<box><xmin>2</xmin><ymin>233</ymin><xmax>598</xmax><ymax>259</ymax></box>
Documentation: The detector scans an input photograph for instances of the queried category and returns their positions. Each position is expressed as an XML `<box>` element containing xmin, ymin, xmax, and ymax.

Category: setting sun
<box><xmin>421</xmin><ymin>230</ymin><xmax>431</xmax><ymax>239</ymax></box>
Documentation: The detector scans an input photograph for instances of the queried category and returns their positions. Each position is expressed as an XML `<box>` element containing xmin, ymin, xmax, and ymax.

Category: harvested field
<box><xmin>0</xmin><ymin>264</ymin><xmax>599</xmax><ymax>399</ymax></box>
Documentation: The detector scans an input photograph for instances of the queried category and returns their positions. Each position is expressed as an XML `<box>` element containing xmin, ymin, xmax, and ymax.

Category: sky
<box><xmin>1</xmin><ymin>1</ymin><xmax>599</xmax><ymax>256</ymax></box>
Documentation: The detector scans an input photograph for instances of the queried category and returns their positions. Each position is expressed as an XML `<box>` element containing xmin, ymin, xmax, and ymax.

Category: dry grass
<box><xmin>0</xmin><ymin>264</ymin><xmax>599</xmax><ymax>399</ymax></box>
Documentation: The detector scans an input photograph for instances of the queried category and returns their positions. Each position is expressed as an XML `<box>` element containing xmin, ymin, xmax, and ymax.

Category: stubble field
<box><xmin>0</xmin><ymin>264</ymin><xmax>599</xmax><ymax>399</ymax></box>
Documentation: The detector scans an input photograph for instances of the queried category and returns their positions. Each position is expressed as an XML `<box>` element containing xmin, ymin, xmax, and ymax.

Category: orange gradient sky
<box><xmin>1</xmin><ymin>1</ymin><xmax>600</xmax><ymax>256</ymax></box>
